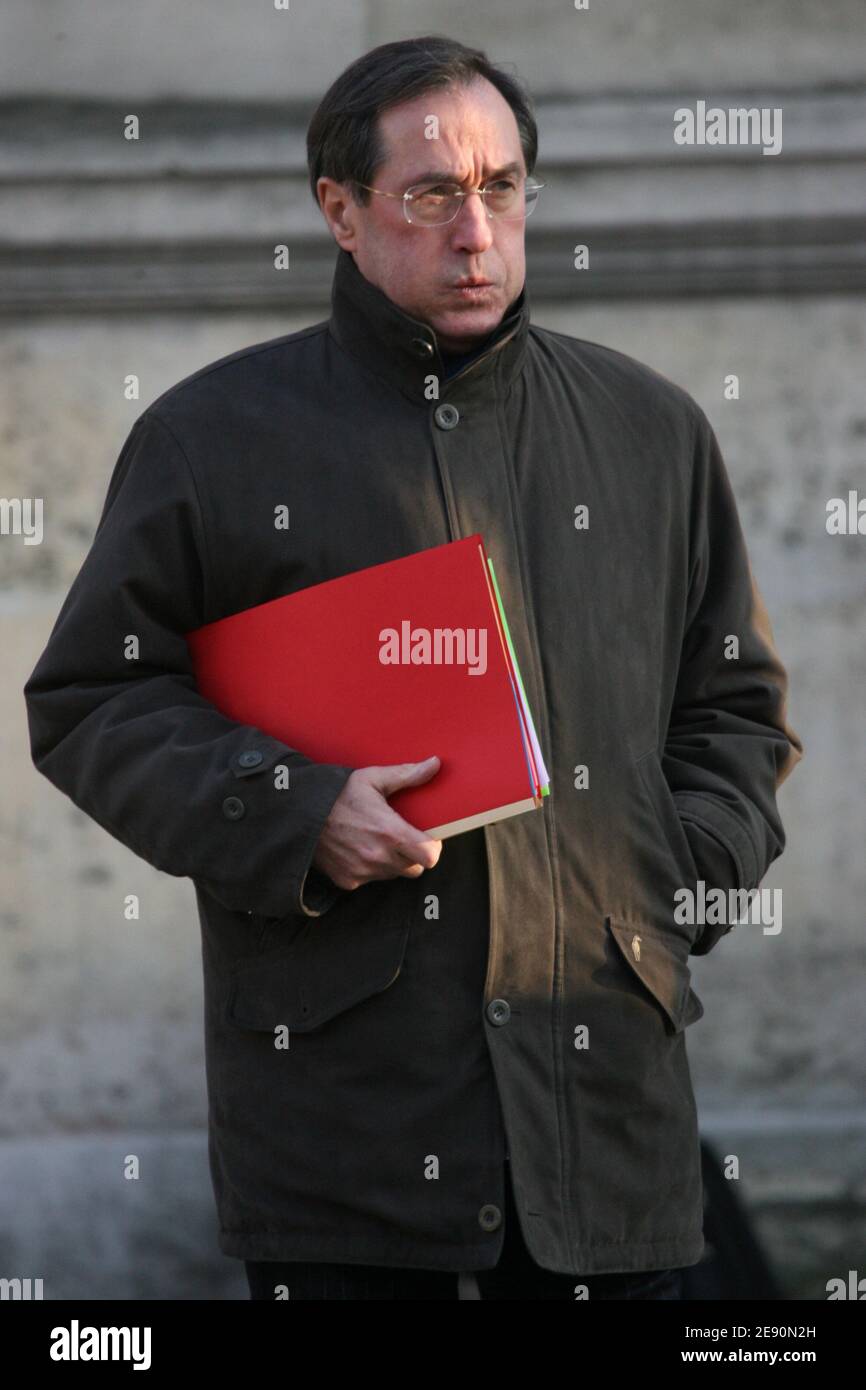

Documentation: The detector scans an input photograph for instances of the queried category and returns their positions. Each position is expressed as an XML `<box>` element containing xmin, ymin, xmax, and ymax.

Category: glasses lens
<box><xmin>493</xmin><ymin>181</ymin><xmax>542</xmax><ymax>221</ymax></box>
<box><xmin>484</xmin><ymin>179</ymin><xmax>521</xmax><ymax>215</ymax></box>
<box><xmin>405</xmin><ymin>179</ymin><xmax>543</xmax><ymax>224</ymax></box>
<box><xmin>522</xmin><ymin>183</ymin><xmax>541</xmax><ymax>217</ymax></box>
<box><xmin>406</xmin><ymin>183</ymin><xmax>463</xmax><ymax>225</ymax></box>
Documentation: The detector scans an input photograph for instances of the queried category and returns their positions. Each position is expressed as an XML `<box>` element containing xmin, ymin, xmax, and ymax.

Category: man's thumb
<box><xmin>378</xmin><ymin>756</ymin><xmax>441</xmax><ymax>794</ymax></box>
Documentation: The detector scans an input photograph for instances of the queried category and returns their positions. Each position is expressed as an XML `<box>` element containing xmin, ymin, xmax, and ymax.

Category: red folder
<box><xmin>185</xmin><ymin>535</ymin><xmax>549</xmax><ymax>838</ymax></box>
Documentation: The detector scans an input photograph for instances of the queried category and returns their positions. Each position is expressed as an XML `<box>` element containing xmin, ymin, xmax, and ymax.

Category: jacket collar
<box><xmin>327</xmin><ymin>246</ymin><xmax>530</xmax><ymax>405</ymax></box>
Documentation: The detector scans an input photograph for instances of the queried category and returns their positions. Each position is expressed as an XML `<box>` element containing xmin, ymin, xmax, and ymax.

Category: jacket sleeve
<box><xmin>663</xmin><ymin>404</ymin><xmax>804</xmax><ymax>955</ymax></box>
<box><xmin>22</xmin><ymin>408</ymin><xmax>354</xmax><ymax>923</ymax></box>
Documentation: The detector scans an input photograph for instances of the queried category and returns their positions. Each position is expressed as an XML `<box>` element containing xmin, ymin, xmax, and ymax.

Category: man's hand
<box><xmin>310</xmin><ymin>756</ymin><xmax>444</xmax><ymax>891</ymax></box>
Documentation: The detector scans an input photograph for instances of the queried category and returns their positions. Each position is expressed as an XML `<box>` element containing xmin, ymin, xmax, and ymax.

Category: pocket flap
<box><xmin>606</xmin><ymin>916</ymin><xmax>704</xmax><ymax>1033</ymax></box>
<box><xmin>226</xmin><ymin>900</ymin><xmax>411</xmax><ymax>1033</ymax></box>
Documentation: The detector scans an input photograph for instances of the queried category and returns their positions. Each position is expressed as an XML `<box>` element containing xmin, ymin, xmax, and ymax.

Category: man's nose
<box><xmin>449</xmin><ymin>189</ymin><xmax>495</xmax><ymax>253</ymax></box>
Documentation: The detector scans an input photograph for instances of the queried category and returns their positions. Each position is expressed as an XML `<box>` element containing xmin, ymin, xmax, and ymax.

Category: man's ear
<box><xmin>317</xmin><ymin>177</ymin><xmax>359</xmax><ymax>252</ymax></box>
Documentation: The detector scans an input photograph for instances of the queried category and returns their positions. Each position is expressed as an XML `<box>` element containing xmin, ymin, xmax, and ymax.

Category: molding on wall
<box><xmin>2</xmin><ymin>220</ymin><xmax>863</xmax><ymax>315</ymax></box>
<box><xmin>1</xmin><ymin>88</ymin><xmax>863</xmax><ymax>313</ymax></box>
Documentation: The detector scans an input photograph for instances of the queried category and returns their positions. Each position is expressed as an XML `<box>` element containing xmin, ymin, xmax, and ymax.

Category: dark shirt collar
<box><xmin>440</xmin><ymin>336</ymin><xmax>496</xmax><ymax>378</ymax></box>
<box><xmin>327</xmin><ymin>246</ymin><xmax>530</xmax><ymax>405</ymax></box>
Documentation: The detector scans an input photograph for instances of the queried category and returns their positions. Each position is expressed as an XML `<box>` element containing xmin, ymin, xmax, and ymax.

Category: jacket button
<box><xmin>486</xmin><ymin>998</ymin><xmax>511</xmax><ymax>1026</ymax></box>
<box><xmin>411</xmin><ymin>336</ymin><xmax>434</xmax><ymax>357</ymax></box>
<box><xmin>433</xmin><ymin>403</ymin><xmax>460</xmax><ymax>430</ymax></box>
<box><xmin>478</xmin><ymin>1203</ymin><xmax>502</xmax><ymax>1232</ymax></box>
<box><xmin>237</xmin><ymin>749</ymin><xmax>264</xmax><ymax>769</ymax></box>
<box><xmin>222</xmin><ymin>796</ymin><xmax>246</xmax><ymax>820</ymax></box>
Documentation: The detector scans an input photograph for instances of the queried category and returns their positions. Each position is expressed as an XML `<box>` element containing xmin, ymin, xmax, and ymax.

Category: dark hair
<box><xmin>306</xmin><ymin>34</ymin><xmax>538</xmax><ymax>207</ymax></box>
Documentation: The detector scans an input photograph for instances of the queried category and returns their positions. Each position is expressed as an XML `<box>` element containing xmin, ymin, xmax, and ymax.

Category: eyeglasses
<box><xmin>355</xmin><ymin>176</ymin><xmax>546</xmax><ymax>226</ymax></box>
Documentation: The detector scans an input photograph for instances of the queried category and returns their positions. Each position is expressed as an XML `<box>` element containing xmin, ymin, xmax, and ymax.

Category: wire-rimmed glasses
<box><xmin>355</xmin><ymin>176</ymin><xmax>546</xmax><ymax>226</ymax></box>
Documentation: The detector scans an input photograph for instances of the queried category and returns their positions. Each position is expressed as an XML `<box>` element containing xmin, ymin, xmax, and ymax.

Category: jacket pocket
<box><xmin>224</xmin><ymin>880</ymin><xmax>412</xmax><ymax>1033</ymax></box>
<box><xmin>606</xmin><ymin>915</ymin><xmax>704</xmax><ymax>1034</ymax></box>
<box><xmin>635</xmin><ymin>748</ymin><xmax>700</xmax><ymax>893</ymax></box>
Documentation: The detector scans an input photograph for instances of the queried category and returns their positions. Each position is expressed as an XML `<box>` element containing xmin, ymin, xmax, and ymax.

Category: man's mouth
<box><xmin>452</xmin><ymin>280</ymin><xmax>495</xmax><ymax>300</ymax></box>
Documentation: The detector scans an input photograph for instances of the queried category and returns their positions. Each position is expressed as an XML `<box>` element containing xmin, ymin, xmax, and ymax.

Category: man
<box><xmin>23</xmin><ymin>35</ymin><xmax>803</xmax><ymax>1301</ymax></box>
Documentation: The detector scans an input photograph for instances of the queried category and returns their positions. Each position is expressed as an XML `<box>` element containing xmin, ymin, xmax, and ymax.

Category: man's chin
<box><xmin>432</xmin><ymin>305</ymin><xmax>506</xmax><ymax>353</ymax></box>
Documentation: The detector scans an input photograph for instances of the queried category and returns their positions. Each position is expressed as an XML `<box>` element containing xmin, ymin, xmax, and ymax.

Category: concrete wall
<box><xmin>2</xmin><ymin>1</ymin><xmax>864</xmax><ymax>1299</ymax></box>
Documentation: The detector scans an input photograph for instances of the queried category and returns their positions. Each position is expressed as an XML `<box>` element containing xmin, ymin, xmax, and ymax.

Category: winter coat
<box><xmin>23</xmin><ymin>246</ymin><xmax>803</xmax><ymax>1274</ymax></box>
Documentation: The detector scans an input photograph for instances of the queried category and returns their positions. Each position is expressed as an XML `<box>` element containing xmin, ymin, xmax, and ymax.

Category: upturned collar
<box><xmin>327</xmin><ymin>246</ymin><xmax>530</xmax><ymax>405</ymax></box>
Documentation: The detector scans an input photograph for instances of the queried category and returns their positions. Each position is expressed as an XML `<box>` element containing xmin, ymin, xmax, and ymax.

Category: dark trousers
<box><xmin>244</xmin><ymin>1159</ymin><xmax>685</xmax><ymax>1301</ymax></box>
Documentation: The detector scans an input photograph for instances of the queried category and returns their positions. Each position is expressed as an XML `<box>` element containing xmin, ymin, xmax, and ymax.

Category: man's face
<box><xmin>317</xmin><ymin>76</ymin><xmax>528</xmax><ymax>353</ymax></box>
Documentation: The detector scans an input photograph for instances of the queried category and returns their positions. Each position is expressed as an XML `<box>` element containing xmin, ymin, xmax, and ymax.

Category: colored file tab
<box><xmin>482</xmin><ymin>545</ymin><xmax>550</xmax><ymax>799</ymax></box>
